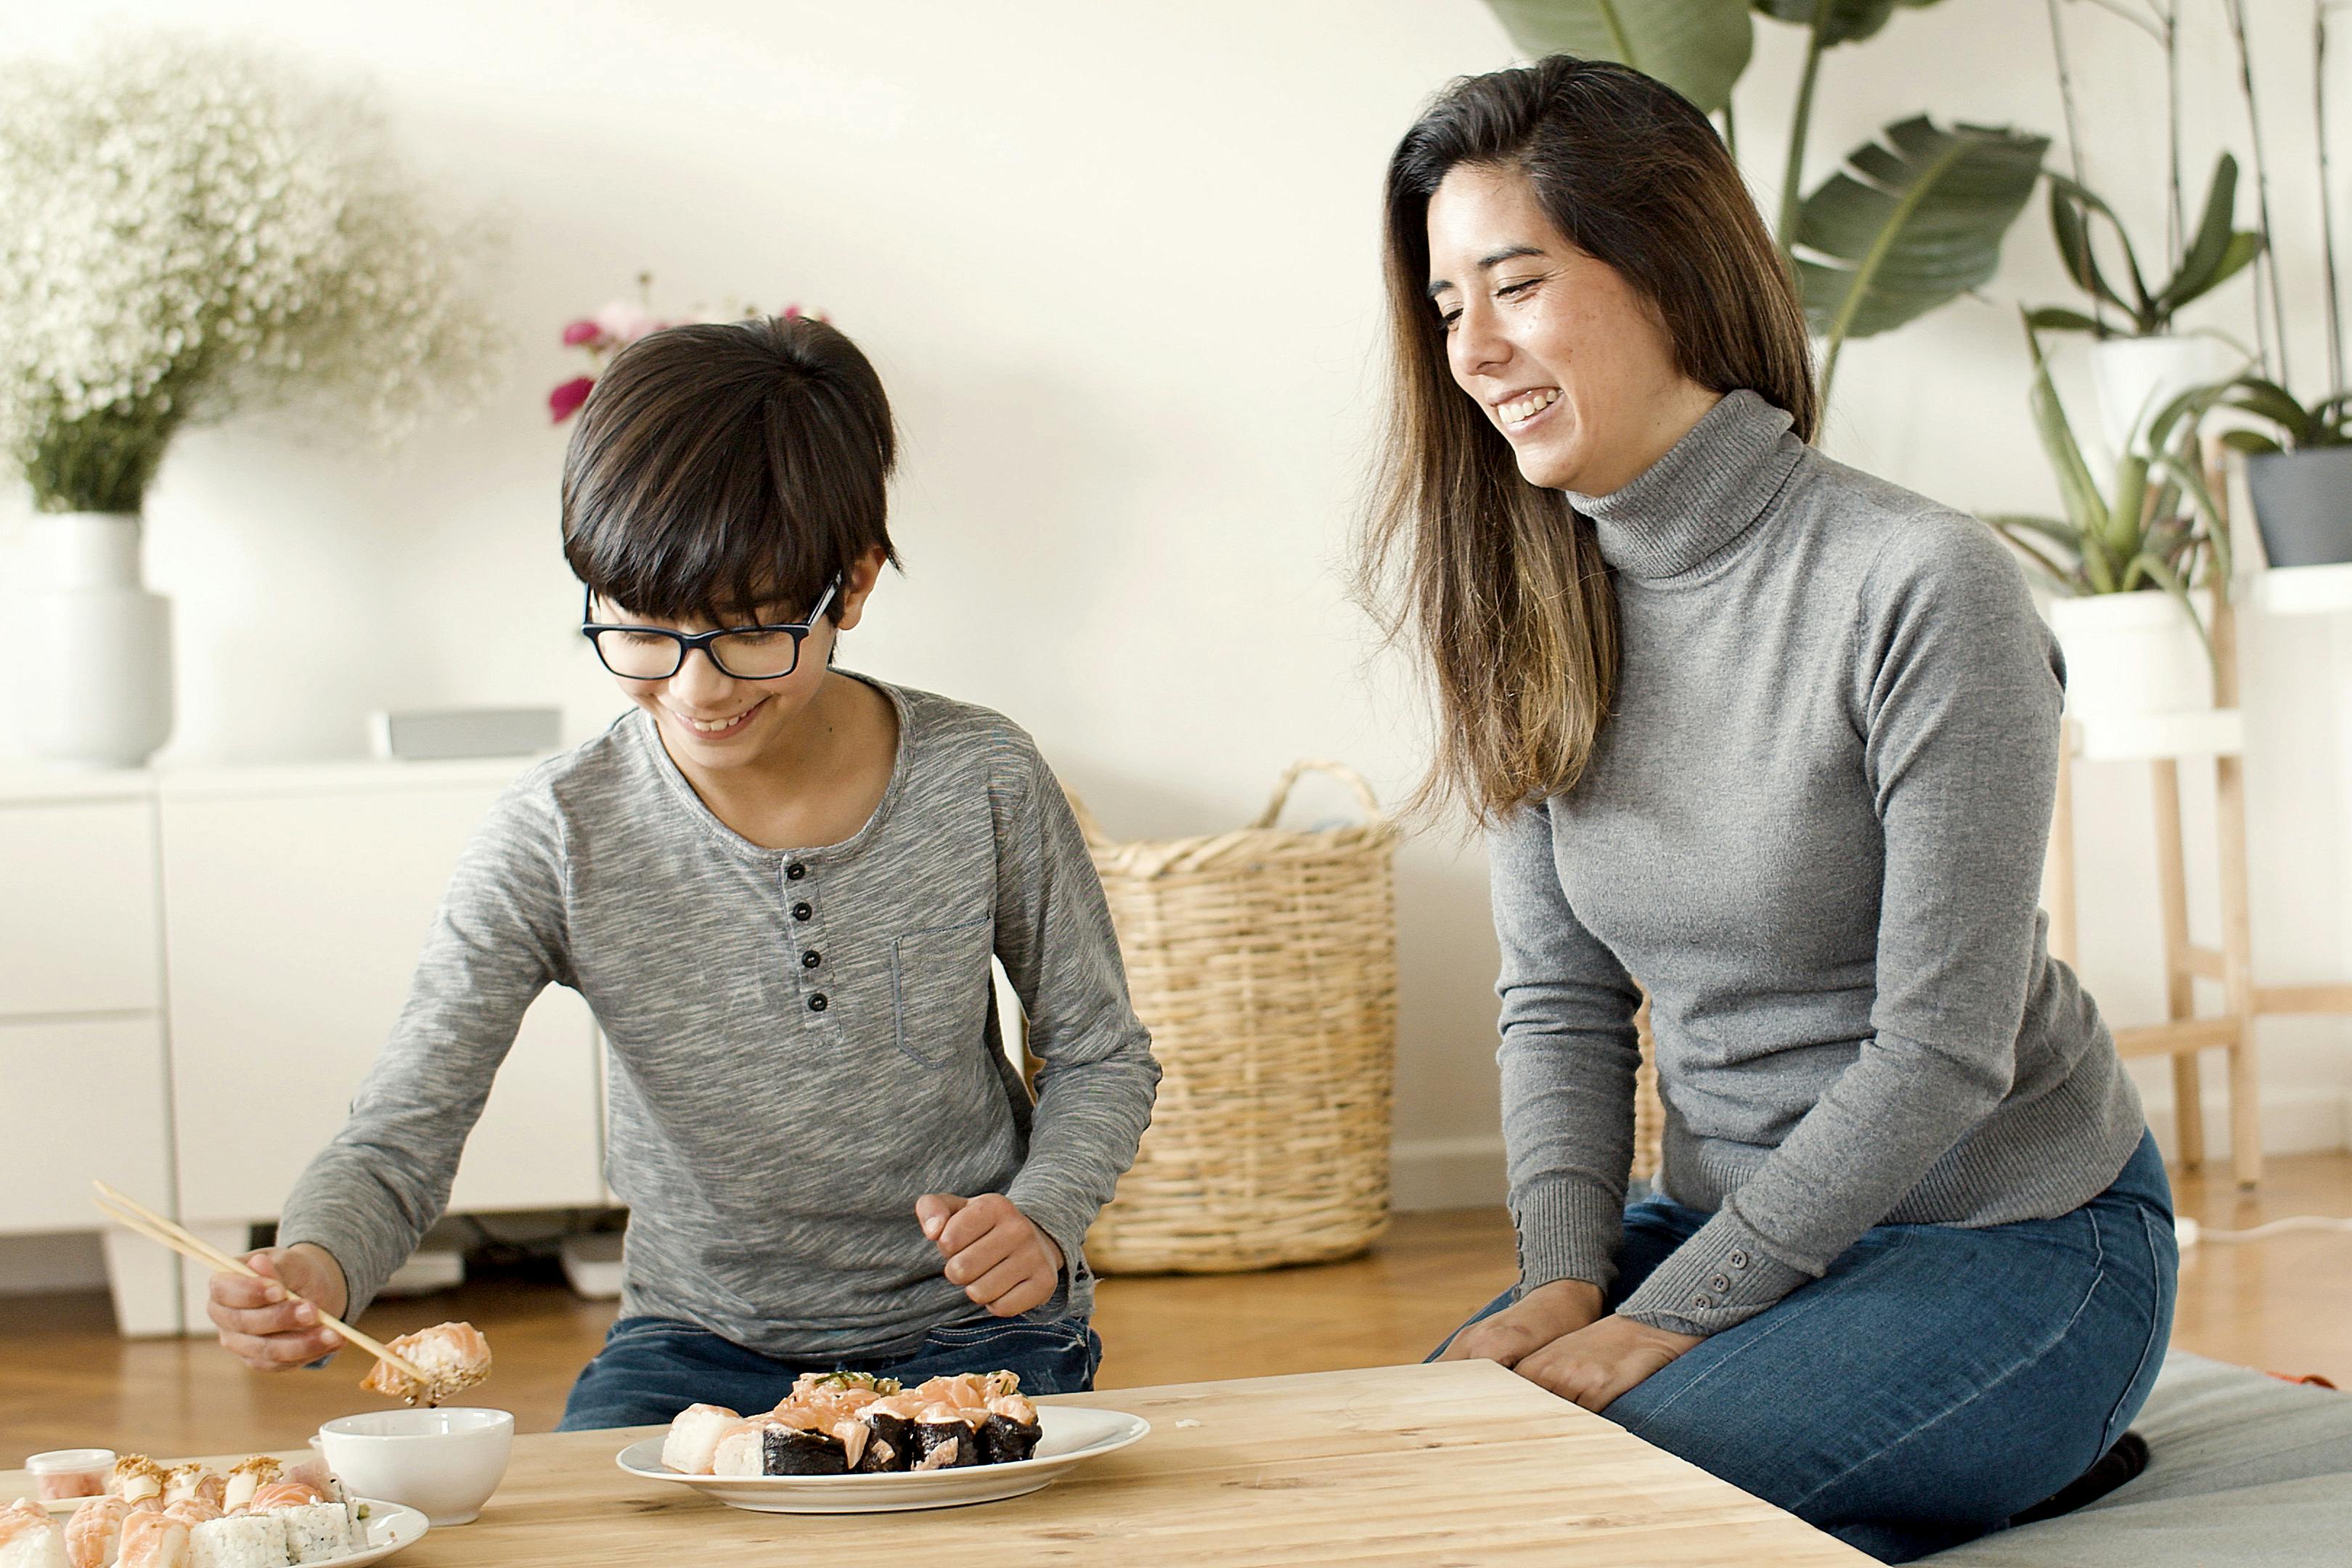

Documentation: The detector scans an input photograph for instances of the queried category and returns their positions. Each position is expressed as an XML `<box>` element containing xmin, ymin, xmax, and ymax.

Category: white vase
<box><xmin>2046</xmin><ymin>589</ymin><xmax>2213</xmax><ymax>724</ymax></box>
<box><xmin>22</xmin><ymin>511</ymin><xmax>175</xmax><ymax>768</ymax></box>
<box><xmin>2088</xmin><ymin>335</ymin><xmax>2226</xmax><ymax>460</ymax></box>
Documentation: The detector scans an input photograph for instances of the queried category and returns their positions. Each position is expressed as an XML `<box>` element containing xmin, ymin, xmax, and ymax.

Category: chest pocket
<box><xmin>890</xmin><ymin>916</ymin><xmax>995</xmax><ymax>1066</ymax></box>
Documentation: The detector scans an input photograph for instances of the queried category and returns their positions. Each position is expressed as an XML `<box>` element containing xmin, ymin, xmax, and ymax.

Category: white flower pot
<box><xmin>2088</xmin><ymin>335</ymin><xmax>2226</xmax><ymax>459</ymax></box>
<box><xmin>22</xmin><ymin>512</ymin><xmax>175</xmax><ymax>768</ymax></box>
<box><xmin>2046</xmin><ymin>589</ymin><xmax>2213</xmax><ymax>723</ymax></box>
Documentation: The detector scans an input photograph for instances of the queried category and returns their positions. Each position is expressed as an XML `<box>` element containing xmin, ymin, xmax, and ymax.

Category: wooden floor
<box><xmin>5</xmin><ymin>1153</ymin><xmax>2346</xmax><ymax>1460</ymax></box>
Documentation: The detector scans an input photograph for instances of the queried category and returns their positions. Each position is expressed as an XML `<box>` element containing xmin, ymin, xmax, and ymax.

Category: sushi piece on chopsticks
<box><xmin>89</xmin><ymin>1183</ymin><xmax>441</xmax><ymax>1402</ymax></box>
<box><xmin>357</xmin><ymin>1322</ymin><xmax>493</xmax><ymax>1406</ymax></box>
<box><xmin>0</xmin><ymin>1500</ymin><xmax>66</xmax><ymax>1568</ymax></box>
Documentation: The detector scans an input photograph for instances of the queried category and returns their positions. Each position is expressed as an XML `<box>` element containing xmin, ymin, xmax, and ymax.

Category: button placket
<box><xmin>785</xmin><ymin>862</ymin><xmax>833</xmax><ymax>1026</ymax></box>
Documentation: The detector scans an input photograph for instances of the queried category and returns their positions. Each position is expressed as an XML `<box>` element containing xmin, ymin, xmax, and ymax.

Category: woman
<box><xmin>1363</xmin><ymin>57</ymin><xmax>2176</xmax><ymax>1563</ymax></box>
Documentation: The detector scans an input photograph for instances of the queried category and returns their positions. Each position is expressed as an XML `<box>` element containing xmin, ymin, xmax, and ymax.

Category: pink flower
<box><xmin>560</xmin><ymin>318</ymin><xmax>603</xmax><ymax>346</ymax></box>
<box><xmin>548</xmin><ymin>375</ymin><xmax>595</xmax><ymax>423</ymax></box>
<box><xmin>594</xmin><ymin>300</ymin><xmax>663</xmax><ymax>343</ymax></box>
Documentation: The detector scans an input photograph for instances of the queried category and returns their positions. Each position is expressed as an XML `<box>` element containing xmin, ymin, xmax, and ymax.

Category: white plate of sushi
<box><xmin>168</xmin><ymin>1500</ymin><xmax>428</xmax><ymax>1568</ymax></box>
<box><xmin>618</xmin><ymin>1372</ymin><xmax>1149</xmax><ymax>1514</ymax></box>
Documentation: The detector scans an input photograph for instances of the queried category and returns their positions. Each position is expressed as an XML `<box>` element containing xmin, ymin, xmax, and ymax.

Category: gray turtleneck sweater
<box><xmin>1493</xmin><ymin>389</ymin><xmax>2145</xmax><ymax>1337</ymax></box>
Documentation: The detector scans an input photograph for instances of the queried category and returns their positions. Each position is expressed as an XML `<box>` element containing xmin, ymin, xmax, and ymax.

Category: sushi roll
<box><xmin>272</xmin><ymin>1503</ymin><xmax>354</xmax><ymax>1566</ymax></box>
<box><xmin>217</xmin><ymin>1460</ymin><xmax>279</xmax><ymax>1516</ymax></box>
<box><xmin>659</xmin><ymin>1403</ymin><xmax>740</xmax><ymax>1474</ymax></box>
<box><xmin>910</xmin><ymin>1402</ymin><xmax>988</xmax><ymax>1470</ymax></box>
<box><xmin>359</xmin><ymin>1321</ymin><xmax>492</xmax><ymax>1406</ymax></box>
<box><xmin>856</xmin><ymin>1393</ymin><xmax>923</xmax><ymax>1473</ymax></box>
<box><xmin>759</xmin><ymin>1407</ymin><xmax>870</xmax><ymax>1476</ymax></box>
<box><xmin>187</xmin><ymin>1514</ymin><xmax>287</xmax><ymax>1568</ymax></box>
<box><xmin>982</xmin><ymin>1394</ymin><xmax>1044</xmax><ymax>1465</ymax></box>
<box><xmin>240</xmin><ymin>1484</ymin><xmax>324</xmax><ymax>1515</ymax></box>
<box><xmin>107</xmin><ymin>1458</ymin><xmax>163</xmax><ymax>1508</ymax></box>
<box><xmin>710</xmin><ymin>1418</ymin><xmax>788</xmax><ymax>1477</ymax></box>
<box><xmin>0</xmin><ymin>1500</ymin><xmax>67</xmax><ymax>1568</ymax></box>
<box><xmin>115</xmin><ymin>1513</ymin><xmax>190</xmax><ymax>1568</ymax></box>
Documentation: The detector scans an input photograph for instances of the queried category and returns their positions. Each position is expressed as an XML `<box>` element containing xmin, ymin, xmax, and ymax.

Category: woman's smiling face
<box><xmin>1424</xmin><ymin>162</ymin><xmax>1709</xmax><ymax>496</ymax></box>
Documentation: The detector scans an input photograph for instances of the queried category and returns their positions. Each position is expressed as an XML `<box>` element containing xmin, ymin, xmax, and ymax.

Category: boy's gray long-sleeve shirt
<box><xmin>1495</xmin><ymin>389</ymin><xmax>2144</xmax><ymax>1337</ymax></box>
<box><xmin>280</xmin><ymin>678</ymin><xmax>1159</xmax><ymax>1358</ymax></box>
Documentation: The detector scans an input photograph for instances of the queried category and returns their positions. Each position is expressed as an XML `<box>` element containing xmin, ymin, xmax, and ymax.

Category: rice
<box><xmin>272</xmin><ymin>1505</ymin><xmax>353</xmax><ymax>1565</ymax></box>
<box><xmin>189</xmin><ymin>1514</ymin><xmax>289</xmax><ymax>1568</ymax></box>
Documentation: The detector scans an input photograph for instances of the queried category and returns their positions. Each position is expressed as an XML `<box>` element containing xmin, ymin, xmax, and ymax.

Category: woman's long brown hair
<box><xmin>1360</xmin><ymin>57</ymin><xmax>1816</xmax><ymax>824</ymax></box>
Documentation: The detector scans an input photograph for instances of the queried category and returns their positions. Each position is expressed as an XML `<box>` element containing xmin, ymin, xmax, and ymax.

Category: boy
<box><xmin>207</xmin><ymin>316</ymin><xmax>1160</xmax><ymax>1428</ymax></box>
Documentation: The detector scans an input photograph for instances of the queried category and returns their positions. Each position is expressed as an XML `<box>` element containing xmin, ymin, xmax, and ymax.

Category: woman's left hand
<box><xmin>1510</xmin><ymin>1312</ymin><xmax>1705</xmax><ymax>1412</ymax></box>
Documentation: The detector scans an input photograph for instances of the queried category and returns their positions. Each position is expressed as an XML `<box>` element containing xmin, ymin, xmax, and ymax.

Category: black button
<box><xmin>786</xmin><ymin>863</ymin><xmax>807</xmax><ymax>881</ymax></box>
<box><xmin>808</xmin><ymin>993</ymin><xmax>828</xmax><ymax>1013</ymax></box>
<box><xmin>792</xmin><ymin>902</ymin><xmax>814</xmax><ymax>922</ymax></box>
<box><xmin>801</xmin><ymin>950</ymin><xmax>821</xmax><ymax>970</ymax></box>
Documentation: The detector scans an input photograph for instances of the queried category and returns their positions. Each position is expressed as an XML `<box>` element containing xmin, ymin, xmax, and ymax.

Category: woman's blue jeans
<box><xmin>558</xmin><ymin>1308</ymin><xmax>1102</xmax><ymax>1430</ymax></box>
<box><xmin>1434</xmin><ymin>1131</ymin><xmax>2177</xmax><ymax>1564</ymax></box>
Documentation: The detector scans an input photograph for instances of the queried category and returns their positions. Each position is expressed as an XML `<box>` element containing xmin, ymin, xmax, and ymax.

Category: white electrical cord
<box><xmin>2175</xmin><ymin>1214</ymin><xmax>2352</xmax><ymax>1247</ymax></box>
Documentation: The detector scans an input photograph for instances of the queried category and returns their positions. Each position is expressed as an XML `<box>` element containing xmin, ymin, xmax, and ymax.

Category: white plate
<box><xmin>27</xmin><ymin>1499</ymin><xmax>427</xmax><ymax>1566</ymax></box>
<box><xmin>304</xmin><ymin>1500</ymin><xmax>430</xmax><ymax>1567</ymax></box>
<box><xmin>616</xmin><ymin>1406</ymin><xmax>1150</xmax><ymax>1514</ymax></box>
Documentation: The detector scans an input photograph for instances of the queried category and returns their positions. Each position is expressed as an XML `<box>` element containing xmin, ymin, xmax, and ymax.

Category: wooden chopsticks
<box><xmin>91</xmin><ymin>1179</ymin><xmax>435</xmax><ymax>1393</ymax></box>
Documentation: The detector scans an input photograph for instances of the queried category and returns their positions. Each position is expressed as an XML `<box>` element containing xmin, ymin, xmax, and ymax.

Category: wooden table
<box><xmin>5</xmin><ymin>1362</ymin><xmax>1871</xmax><ymax>1564</ymax></box>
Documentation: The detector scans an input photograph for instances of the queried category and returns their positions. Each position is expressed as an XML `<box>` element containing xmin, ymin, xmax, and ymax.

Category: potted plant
<box><xmin>1985</xmin><ymin>319</ymin><xmax>2230</xmax><ymax>721</ymax></box>
<box><xmin>2218</xmin><ymin>380</ymin><xmax>2352</xmax><ymax>568</ymax></box>
<box><xmin>2208</xmin><ymin>0</ymin><xmax>2352</xmax><ymax>569</ymax></box>
<box><xmin>2027</xmin><ymin>152</ymin><xmax>2262</xmax><ymax>460</ymax></box>
<box><xmin>1484</xmin><ymin>1</ymin><xmax>2049</xmax><ymax>415</ymax></box>
<box><xmin>0</xmin><ymin>37</ymin><xmax>498</xmax><ymax>767</ymax></box>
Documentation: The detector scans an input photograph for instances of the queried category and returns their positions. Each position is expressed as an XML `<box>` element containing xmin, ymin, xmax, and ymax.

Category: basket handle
<box><xmin>1248</xmin><ymin>759</ymin><xmax>1386</xmax><ymax>831</ymax></box>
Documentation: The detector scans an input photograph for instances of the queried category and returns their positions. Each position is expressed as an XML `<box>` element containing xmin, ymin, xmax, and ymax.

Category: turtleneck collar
<box><xmin>1564</xmin><ymin>388</ymin><xmax>1805</xmax><ymax>581</ymax></box>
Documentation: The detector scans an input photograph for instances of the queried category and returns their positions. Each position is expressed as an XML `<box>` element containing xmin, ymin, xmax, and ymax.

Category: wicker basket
<box><xmin>1067</xmin><ymin>760</ymin><xmax>1402</xmax><ymax>1273</ymax></box>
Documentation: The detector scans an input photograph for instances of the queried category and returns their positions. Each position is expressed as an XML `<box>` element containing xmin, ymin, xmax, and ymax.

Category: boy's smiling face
<box><xmin>595</xmin><ymin>547</ymin><xmax>887</xmax><ymax>776</ymax></box>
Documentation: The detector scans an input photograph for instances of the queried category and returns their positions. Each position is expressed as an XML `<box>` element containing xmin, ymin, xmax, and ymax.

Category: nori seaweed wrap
<box><xmin>858</xmin><ymin>1395</ymin><xmax>921</xmax><ymax>1473</ymax></box>
<box><xmin>981</xmin><ymin>1397</ymin><xmax>1042</xmax><ymax>1464</ymax></box>
<box><xmin>761</xmin><ymin>1425</ymin><xmax>852</xmax><ymax>1476</ymax></box>
<box><xmin>912</xmin><ymin>1403</ymin><xmax>987</xmax><ymax>1469</ymax></box>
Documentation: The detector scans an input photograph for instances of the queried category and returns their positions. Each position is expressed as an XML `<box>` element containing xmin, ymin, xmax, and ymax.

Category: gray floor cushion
<box><xmin>1927</xmin><ymin>1352</ymin><xmax>2352</xmax><ymax>1565</ymax></box>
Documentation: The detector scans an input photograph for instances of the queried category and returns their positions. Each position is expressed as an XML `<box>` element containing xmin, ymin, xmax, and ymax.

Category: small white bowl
<box><xmin>317</xmin><ymin>1408</ymin><xmax>513</xmax><ymax>1526</ymax></box>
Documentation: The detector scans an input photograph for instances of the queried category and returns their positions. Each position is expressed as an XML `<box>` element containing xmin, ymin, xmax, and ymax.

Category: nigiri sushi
<box><xmin>0</xmin><ymin>1500</ymin><xmax>66</xmax><ymax>1568</ymax></box>
<box><xmin>217</xmin><ymin>1458</ymin><xmax>279</xmax><ymax>1516</ymax></box>
<box><xmin>659</xmin><ymin>1403</ymin><xmax>740</xmax><ymax>1475</ymax></box>
<box><xmin>64</xmin><ymin>1497</ymin><xmax>131</xmax><ymax>1568</ymax></box>
<box><xmin>106</xmin><ymin>1458</ymin><xmax>162</xmax><ymax>1508</ymax></box>
<box><xmin>113</xmin><ymin>1513</ymin><xmax>187</xmax><ymax>1568</ymax></box>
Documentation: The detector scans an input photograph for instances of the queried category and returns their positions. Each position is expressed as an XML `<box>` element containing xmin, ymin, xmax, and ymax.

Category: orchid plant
<box><xmin>549</xmin><ymin>274</ymin><xmax>823</xmax><ymax>422</ymax></box>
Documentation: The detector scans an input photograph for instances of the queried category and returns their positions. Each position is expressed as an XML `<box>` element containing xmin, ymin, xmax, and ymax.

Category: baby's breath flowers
<box><xmin>0</xmin><ymin>36</ymin><xmax>503</xmax><ymax>514</ymax></box>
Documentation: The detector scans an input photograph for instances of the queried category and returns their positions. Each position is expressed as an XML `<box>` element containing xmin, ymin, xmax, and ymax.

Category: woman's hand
<box><xmin>917</xmin><ymin>1192</ymin><xmax>1065</xmax><ymax>1318</ymax></box>
<box><xmin>1437</xmin><ymin>1278</ymin><xmax>1606</xmax><ymax>1368</ymax></box>
<box><xmin>207</xmin><ymin>1244</ymin><xmax>349</xmax><ymax>1371</ymax></box>
<box><xmin>1511</xmin><ymin>1312</ymin><xmax>1704</xmax><ymax>1412</ymax></box>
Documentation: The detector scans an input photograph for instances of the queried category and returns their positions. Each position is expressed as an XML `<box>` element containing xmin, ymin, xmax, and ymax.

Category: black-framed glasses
<box><xmin>580</xmin><ymin>579</ymin><xmax>840</xmax><ymax>681</ymax></box>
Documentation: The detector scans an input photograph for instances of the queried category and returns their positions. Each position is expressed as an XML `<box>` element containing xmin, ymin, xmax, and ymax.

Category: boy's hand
<box><xmin>208</xmin><ymin>1244</ymin><xmax>349</xmax><ymax>1371</ymax></box>
<box><xmin>916</xmin><ymin>1193</ymin><xmax>1064</xmax><ymax>1318</ymax></box>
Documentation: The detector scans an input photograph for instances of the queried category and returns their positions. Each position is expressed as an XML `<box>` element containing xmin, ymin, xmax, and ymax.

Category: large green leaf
<box><xmin>1486</xmin><ymin>0</ymin><xmax>1754</xmax><ymax>113</ymax></box>
<box><xmin>1752</xmin><ymin>0</ymin><xmax>1943</xmax><ymax>49</ymax></box>
<box><xmin>1792</xmin><ymin>115</ymin><xmax>2049</xmax><ymax>346</ymax></box>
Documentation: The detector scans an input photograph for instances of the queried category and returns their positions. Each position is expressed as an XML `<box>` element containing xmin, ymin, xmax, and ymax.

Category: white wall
<box><xmin>1</xmin><ymin>1</ymin><xmax>2343</xmax><ymax>1214</ymax></box>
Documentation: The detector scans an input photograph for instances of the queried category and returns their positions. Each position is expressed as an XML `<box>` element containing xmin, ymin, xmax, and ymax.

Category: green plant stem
<box><xmin>2321</xmin><ymin>1</ymin><xmax>2346</xmax><ymax>396</ymax></box>
<box><xmin>2046</xmin><ymin>0</ymin><xmax>2110</xmax><ymax>335</ymax></box>
<box><xmin>2221</xmin><ymin>0</ymin><xmax>2286</xmax><ymax>383</ymax></box>
<box><xmin>2164</xmin><ymin>0</ymin><xmax>2183</xmax><ymax>271</ymax></box>
<box><xmin>1778</xmin><ymin>20</ymin><xmax>1829</xmax><ymax>258</ymax></box>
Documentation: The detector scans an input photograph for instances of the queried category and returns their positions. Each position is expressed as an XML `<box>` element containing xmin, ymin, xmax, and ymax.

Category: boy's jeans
<box><xmin>558</xmin><ymin>1307</ymin><xmax>1103</xmax><ymax>1430</ymax></box>
<box><xmin>1431</xmin><ymin>1130</ymin><xmax>2176</xmax><ymax>1564</ymax></box>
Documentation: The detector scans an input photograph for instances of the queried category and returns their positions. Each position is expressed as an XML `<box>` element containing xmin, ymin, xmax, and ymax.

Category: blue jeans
<box><xmin>1435</xmin><ymin>1131</ymin><xmax>2176</xmax><ymax>1564</ymax></box>
<box><xmin>558</xmin><ymin>1310</ymin><xmax>1103</xmax><ymax>1430</ymax></box>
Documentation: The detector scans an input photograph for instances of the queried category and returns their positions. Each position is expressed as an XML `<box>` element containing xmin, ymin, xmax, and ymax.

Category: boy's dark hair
<box><xmin>562</xmin><ymin>314</ymin><xmax>899</xmax><ymax>623</ymax></box>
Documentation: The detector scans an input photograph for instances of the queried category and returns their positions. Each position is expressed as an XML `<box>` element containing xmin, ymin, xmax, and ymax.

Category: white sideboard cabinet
<box><xmin>0</xmin><ymin>759</ymin><xmax>606</xmax><ymax>1336</ymax></box>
